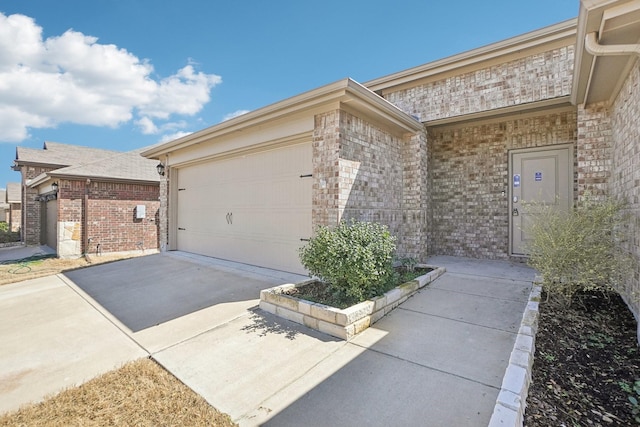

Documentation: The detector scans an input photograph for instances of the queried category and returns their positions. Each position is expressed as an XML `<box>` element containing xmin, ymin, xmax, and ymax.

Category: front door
<box><xmin>509</xmin><ymin>145</ymin><xmax>573</xmax><ymax>255</ymax></box>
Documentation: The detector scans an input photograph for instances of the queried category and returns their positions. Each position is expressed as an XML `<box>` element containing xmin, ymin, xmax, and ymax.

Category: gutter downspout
<box><xmin>585</xmin><ymin>32</ymin><xmax>640</xmax><ymax>58</ymax></box>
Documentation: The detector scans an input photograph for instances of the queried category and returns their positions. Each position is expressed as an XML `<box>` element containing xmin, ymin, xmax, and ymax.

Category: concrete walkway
<box><xmin>0</xmin><ymin>251</ymin><xmax>535</xmax><ymax>426</ymax></box>
<box><xmin>155</xmin><ymin>255</ymin><xmax>535</xmax><ymax>426</ymax></box>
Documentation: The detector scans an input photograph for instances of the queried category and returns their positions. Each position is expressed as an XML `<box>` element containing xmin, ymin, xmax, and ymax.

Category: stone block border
<box><xmin>260</xmin><ymin>265</ymin><xmax>446</xmax><ymax>340</ymax></box>
<box><xmin>488</xmin><ymin>283</ymin><xmax>542</xmax><ymax>427</ymax></box>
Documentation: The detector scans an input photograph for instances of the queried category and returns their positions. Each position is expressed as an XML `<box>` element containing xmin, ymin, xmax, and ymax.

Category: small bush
<box><xmin>0</xmin><ymin>223</ymin><xmax>19</xmax><ymax>244</ymax></box>
<box><xmin>524</xmin><ymin>195</ymin><xmax>634</xmax><ymax>305</ymax></box>
<box><xmin>299</xmin><ymin>219</ymin><xmax>397</xmax><ymax>306</ymax></box>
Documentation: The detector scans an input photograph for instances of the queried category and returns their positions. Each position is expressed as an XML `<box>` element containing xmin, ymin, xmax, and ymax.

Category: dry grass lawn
<box><xmin>0</xmin><ymin>253</ymin><xmax>238</xmax><ymax>426</ymax></box>
<box><xmin>0</xmin><ymin>359</ymin><xmax>237</xmax><ymax>427</ymax></box>
<box><xmin>0</xmin><ymin>252</ymin><xmax>145</xmax><ymax>286</ymax></box>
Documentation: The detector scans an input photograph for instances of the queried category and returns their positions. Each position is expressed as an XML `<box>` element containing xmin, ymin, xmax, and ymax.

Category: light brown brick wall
<box><xmin>611</xmin><ymin>61</ymin><xmax>640</xmax><ymax>316</ymax></box>
<box><xmin>312</xmin><ymin>109</ymin><xmax>428</xmax><ymax>260</ymax></box>
<box><xmin>577</xmin><ymin>102</ymin><xmax>612</xmax><ymax>199</ymax></box>
<box><xmin>428</xmin><ymin>109</ymin><xmax>578</xmax><ymax>259</ymax></box>
<box><xmin>384</xmin><ymin>46</ymin><xmax>574</xmax><ymax>122</ymax></box>
<box><xmin>312</xmin><ymin>110</ymin><xmax>341</xmax><ymax>227</ymax></box>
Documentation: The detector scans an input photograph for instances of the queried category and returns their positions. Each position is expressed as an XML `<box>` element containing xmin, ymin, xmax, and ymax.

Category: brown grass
<box><xmin>0</xmin><ymin>253</ymin><xmax>145</xmax><ymax>286</ymax></box>
<box><xmin>0</xmin><ymin>358</ymin><xmax>237</xmax><ymax>427</ymax></box>
<box><xmin>0</xmin><ymin>255</ymin><xmax>238</xmax><ymax>426</ymax></box>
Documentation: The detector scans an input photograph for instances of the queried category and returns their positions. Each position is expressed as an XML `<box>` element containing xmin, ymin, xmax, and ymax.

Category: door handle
<box><xmin>512</xmin><ymin>208</ymin><xmax>519</xmax><ymax>217</ymax></box>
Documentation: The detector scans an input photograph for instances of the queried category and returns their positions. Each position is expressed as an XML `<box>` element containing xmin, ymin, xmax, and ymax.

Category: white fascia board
<box><xmin>26</xmin><ymin>173</ymin><xmax>50</xmax><ymax>188</ymax></box>
<box><xmin>141</xmin><ymin>78</ymin><xmax>422</xmax><ymax>159</ymax></box>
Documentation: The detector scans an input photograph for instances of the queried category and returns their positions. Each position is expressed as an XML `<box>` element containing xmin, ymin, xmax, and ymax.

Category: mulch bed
<box><xmin>525</xmin><ymin>291</ymin><xmax>640</xmax><ymax>426</ymax></box>
<box><xmin>284</xmin><ymin>267</ymin><xmax>433</xmax><ymax>309</ymax></box>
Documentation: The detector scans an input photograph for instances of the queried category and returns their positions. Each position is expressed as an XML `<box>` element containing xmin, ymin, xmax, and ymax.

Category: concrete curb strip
<box><xmin>488</xmin><ymin>283</ymin><xmax>542</xmax><ymax>427</ymax></box>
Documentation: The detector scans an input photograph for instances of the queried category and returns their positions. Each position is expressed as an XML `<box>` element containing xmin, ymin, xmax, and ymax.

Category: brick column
<box><xmin>576</xmin><ymin>102</ymin><xmax>612</xmax><ymax>200</ymax></box>
<box><xmin>312</xmin><ymin>111</ymin><xmax>341</xmax><ymax>228</ymax></box>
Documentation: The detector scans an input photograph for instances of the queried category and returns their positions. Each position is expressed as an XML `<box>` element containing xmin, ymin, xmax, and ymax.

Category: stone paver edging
<box><xmin>260</xmin><ymin>265</ymin><xmax>446</xmax><ymax>340</ymax></box>
<box><xmin>488</xmin><ymin>283</ymin><xmax>542</xmax><ymax>427</ymax></box>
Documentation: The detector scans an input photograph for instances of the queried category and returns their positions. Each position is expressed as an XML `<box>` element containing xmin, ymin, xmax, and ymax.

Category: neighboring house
<box><xmin>0</xmin><ymin>189</ymin><xmax>7</xmax><ymax>225</ymax></box>
<box><xmin>6</xmin><ymin>182</ymin><xmax>22</xmax><ymax>233</ymax></box>
<box><xmin>12</xmin><ymin>142</ymin><xmax>160</xmax><ymax>257</ymax></box>
<box><xmin>143</xmin><ymin>1</ymin><xmax>639</xmax><ymax>315</ymax></box>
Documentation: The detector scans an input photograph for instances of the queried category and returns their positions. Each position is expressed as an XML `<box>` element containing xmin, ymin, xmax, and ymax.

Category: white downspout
<box><xmin>585</xmin><ymin>32</ymin><xmax>640</xmax><ymax>58</ymax></box>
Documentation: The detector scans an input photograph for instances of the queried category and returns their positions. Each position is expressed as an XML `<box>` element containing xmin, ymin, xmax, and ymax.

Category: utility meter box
<box><xmin>136</xmin><ymin>205</ymin><xmax>146</xmax><ymax>219</ymax></box>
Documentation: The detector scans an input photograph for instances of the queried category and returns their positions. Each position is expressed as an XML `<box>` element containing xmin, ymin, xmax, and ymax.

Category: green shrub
<box><xmin>524</xmin><ymin>195</ymin><xmax>634</xmax><ymax>305</ymax></box>
<box><xmin>0</xmin><ymin>223</ymin><xmax>19</xmax><ymax>244</ymax></box>
<box><xmin>299</xmin><ymin>219</ymin><xmax>397</xmax><ymax>305</ymax></box>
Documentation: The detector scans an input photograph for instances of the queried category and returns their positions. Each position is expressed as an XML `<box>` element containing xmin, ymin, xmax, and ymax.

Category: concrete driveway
<box><xmin>0</xmin><ymin>251</ymin><xmax>306</xmax><ymax>414</ymax></box>
<box><xmin>1</xmin><ymin>250</ymin><xmax>536</xmax><ymax>426</ymax></box>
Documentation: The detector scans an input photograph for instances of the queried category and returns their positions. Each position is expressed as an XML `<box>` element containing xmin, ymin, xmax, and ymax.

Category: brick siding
<box><xmin>384</xmin><ymin>46</ymin><xmax>574</xmax><ymax>122</ymax></box>
<box><xmin>577</xmin><ymin>102</ymin><xmax>612</xmax><ymax>199</ymax></box>
<box><xmin>57</xmin><ymin>179</ymin><xmax>159</xmax><ymax>257</ymax></box>
<box><xmin>611</xmin><ymin>61</ymin><xmax>640</xmax><ymax>316</ymax></box>
<box><xmin>427</xmin><ymin>109</ymin><xmax>578</xmax><ymax>259</ymax></box>
<box><xmin>312</xmin><ymin>109</ymin><xmax>429</xmax><ymax>260</ymax></box>
<box><xmin>21</xmin><ymin>166</ymin><xmax>56</xmax><ymax>245</ymax></box>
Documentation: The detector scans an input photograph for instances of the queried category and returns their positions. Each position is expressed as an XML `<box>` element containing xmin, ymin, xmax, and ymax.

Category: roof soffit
<box><xmin>141</xmin><ymin>78</ymin><xmax>422</xmax><ymax>159</ymax></box>
<box><xmin>573</xmin><ymin>0</ymin><xmax>640</xmax><ymax>105</ymax></box>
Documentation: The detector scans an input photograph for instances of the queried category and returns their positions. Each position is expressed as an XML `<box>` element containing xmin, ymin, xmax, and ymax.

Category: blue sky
<box><xmin>0</xmin><ymin>0</ymin><xmax>578</xmax><ymax>188</ymax></box>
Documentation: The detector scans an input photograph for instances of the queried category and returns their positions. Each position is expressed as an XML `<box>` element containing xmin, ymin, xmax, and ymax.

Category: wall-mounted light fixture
<box><xmin>156</xmin><ymin>162</ymin><xmax>165</xmax><ymax>176</ymax></box>
<box><xmin>51</xmin><ymin>182</ymin><xmax>59</xmax><ymax>192</ymax></box>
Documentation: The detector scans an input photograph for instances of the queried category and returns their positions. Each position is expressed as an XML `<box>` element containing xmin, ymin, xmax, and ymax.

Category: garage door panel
<box><xmin>176</xmin><ymin>142</ymin><xmax>311</xmax><ymax>274</ymax></box>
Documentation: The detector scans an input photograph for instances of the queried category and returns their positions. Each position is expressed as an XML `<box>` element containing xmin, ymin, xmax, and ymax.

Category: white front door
<box><xmin>509</xmin><ymin>145</ymin><xmax>573</xmax><ymax>255</ymax></box>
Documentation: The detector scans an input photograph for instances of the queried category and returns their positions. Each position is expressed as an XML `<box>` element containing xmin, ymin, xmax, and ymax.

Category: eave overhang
<box><xmin>365</xmin><ymin>19</ymin><xmax>578</xmax><ymax>94</ymax></box>
<box><xmin>141</xmin><ymin>78</ymin><xmax>423</xmax><ymax>160</ymax></box>
<box><xmin>572</xmin><ymin>0</ymin><xmax>640</xmax><ymax>105</ymax></box>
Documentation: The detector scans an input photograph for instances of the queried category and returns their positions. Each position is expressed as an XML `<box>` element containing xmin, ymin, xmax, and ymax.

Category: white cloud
<box><xmin>222</xmin><ymin>109</ymin><xmax>250</xmax><ymax>121</ymax></box>
<box><xmin>159</xmin><ymin>131</ymin><xmax>192</xmax><ymax>143</ymax></box>
<box><xmin>0</xmin><ymin>12</ymin><xmax>222</xmax><ymax>143</ymax></box>
<box><xmin>135</xmin><ymin>117</ymin><xmax>158</xmax><ymax>135</ymax></box>
<box><xmin>136</xmin><ymin>117</ymin><xmax>188</xmax><ymax>135</ymax></box>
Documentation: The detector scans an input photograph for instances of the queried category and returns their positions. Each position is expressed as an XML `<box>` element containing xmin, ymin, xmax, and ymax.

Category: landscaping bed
<box><xmin>260</xmin><ymin>265</ymin><xmax>445</xmax><ymax>340</ymax></box>
<box><xmin>524</xmin><ymin>291</ymin><xmax>640</xmax><ymax>426</ymax></box>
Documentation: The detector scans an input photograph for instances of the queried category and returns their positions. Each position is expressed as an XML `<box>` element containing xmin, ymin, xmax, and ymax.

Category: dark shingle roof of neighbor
<box><xmin>15</xmin><ymin>141</ymin><xmax>120</xmax><ymax>167</ymax></box>
<box><xmin>5</xmin><ymin>182</ymin><xmax>20</xmax><ymax>203</ymax></box>
<box><xmin>51</xmin><ymin>149</ymin><xmax>160</xmax><ymax>183</ymax></box>
<box><xmin>16</xmin><ymin>142</ymin><xmax>159</xmax><ymax>183</ymax></box>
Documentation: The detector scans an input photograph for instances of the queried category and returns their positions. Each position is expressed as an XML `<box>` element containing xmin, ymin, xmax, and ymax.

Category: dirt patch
<box><xmin>0</xmin><ymin>358</ymin><xmax>237</xmax><ymax>427</ymax></box>
<box><xmin>525</xmin><ymin>291</ymin><xmax>640</xmax><ymax>426</ymax></box>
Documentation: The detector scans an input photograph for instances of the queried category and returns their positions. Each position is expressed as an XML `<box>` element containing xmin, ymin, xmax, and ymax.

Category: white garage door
<box><xmin>176</xmin><ymin>142</ymin><xmax>312</xmax><ymax>274</ymax></box>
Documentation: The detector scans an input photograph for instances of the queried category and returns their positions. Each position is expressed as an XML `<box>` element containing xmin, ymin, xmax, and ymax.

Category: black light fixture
<box><xmin>156</xmin><ymin>162</ymin><xmax>165</xmax><ymax>176</ymax></box>
<box><xmin>51</xmin><ymin>182</ymin><xmax>59</xmax><ymax>192</ymax></box>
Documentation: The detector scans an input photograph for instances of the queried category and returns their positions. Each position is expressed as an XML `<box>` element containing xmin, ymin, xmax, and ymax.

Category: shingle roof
<box><xmin>6</xmin><ymin>183</ymin><xmax>20</xmax><ymax>203</ymax></box>
<box><xmin>50</xmin><ymin>149</ymin><xmax>160</xmax><ymax>183</ymax></box>
<box><xmin>15</xmin><ymin>141</ymin><xmax>120</xmax><ymax>167</ymax></box>
<box><xmin>16</xmin><ymin>141</ymin><xmax>159</xmax><ymax>184</ymax></box>
<box><xmin>0</xmin><ymin>190</ymin><xmax>7</xmax><ymax>209</ymax></box>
